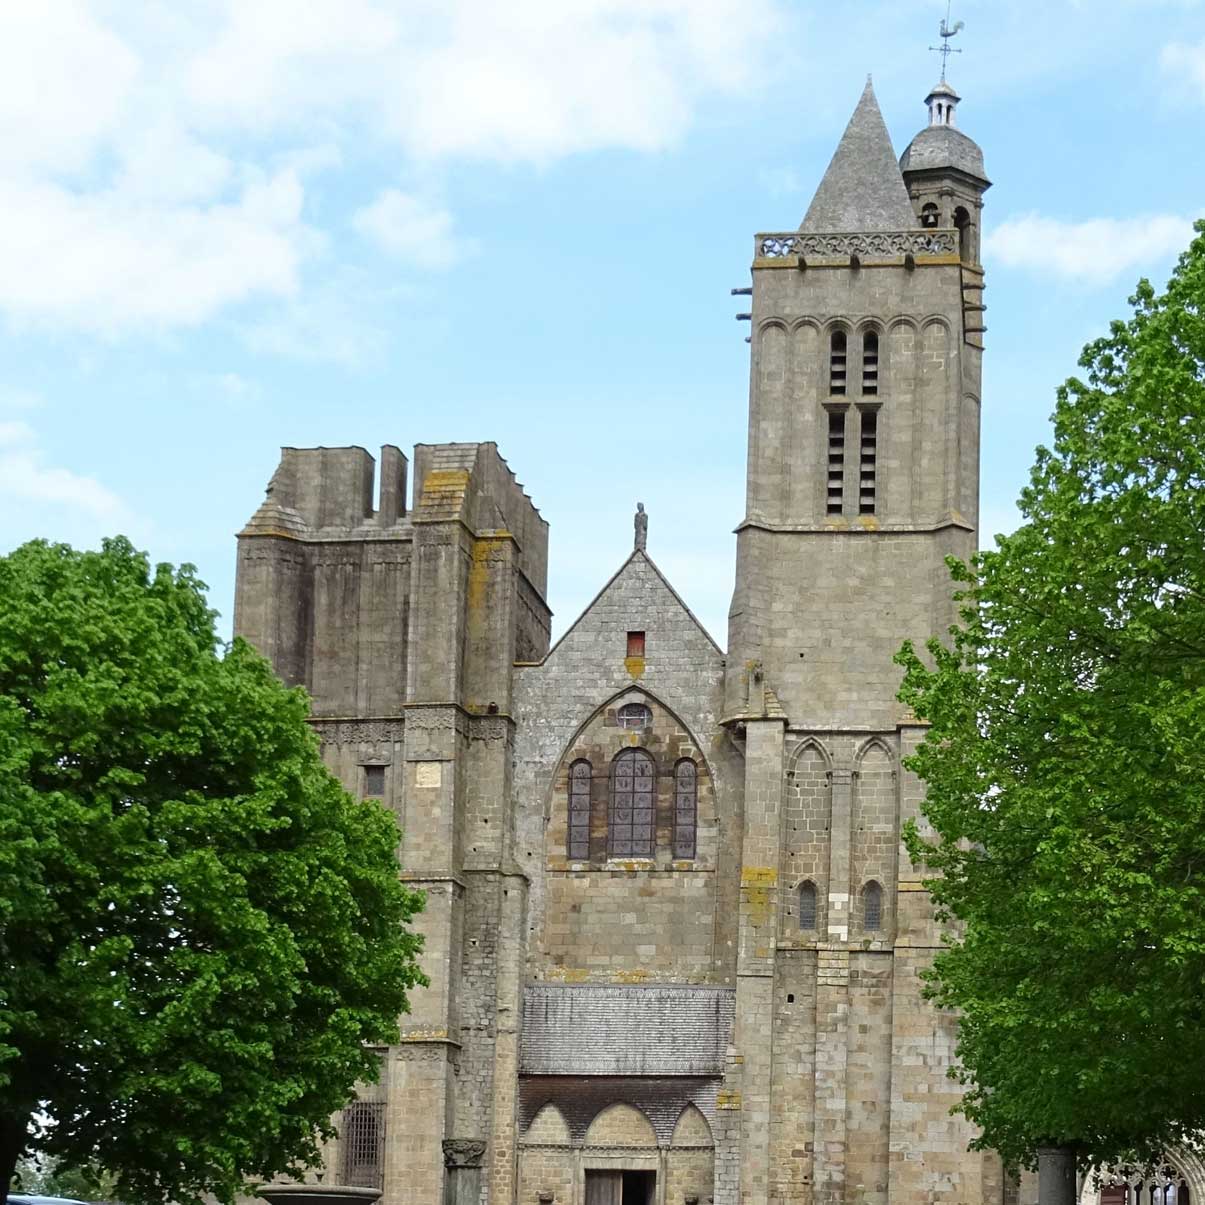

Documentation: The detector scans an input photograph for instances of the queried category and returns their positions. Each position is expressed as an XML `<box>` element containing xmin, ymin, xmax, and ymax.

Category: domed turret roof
<box><xmin>899</xmin><ymin>123</ymin><xmax>986</xmax><ymax>181</ymax></box>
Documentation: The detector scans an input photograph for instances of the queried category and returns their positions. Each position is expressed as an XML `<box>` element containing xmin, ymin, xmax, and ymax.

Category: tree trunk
<box><xmin>0</xmin><ymin>1113</ymin><xmax>29</xmax><ymax>1205</ymax></box>
<box><xmin>1038</xmin><ymin>1145</ymin><xmax>1077</xmax><ymax>1205</ymax></box>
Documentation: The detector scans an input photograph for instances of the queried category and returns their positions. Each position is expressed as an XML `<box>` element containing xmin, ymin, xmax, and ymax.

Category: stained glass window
<box><xmin>568</xmin><ymin>759</ymin><xmax>592</xmax><ymax>860</ymax></box>
<box><xmin>610</xmin><ymin>748</ymin><xmax>655</xmax><ymax>857</ymax></box>
<box><xmin>673</xmin><ymin>759</ymin><xmax>697</xmax><ymax>859</ymax></box>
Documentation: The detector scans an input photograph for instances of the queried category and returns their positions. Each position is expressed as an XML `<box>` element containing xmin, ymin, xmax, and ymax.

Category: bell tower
<box><xmin>722</xmin><ymin>76</ymin><xmax>1000</xmax><ymax>1205</ymax></box>
<box><xmin>725</xmin><ymin>76</ymin><xmax>990</xmax><ymax>728</ymax></box>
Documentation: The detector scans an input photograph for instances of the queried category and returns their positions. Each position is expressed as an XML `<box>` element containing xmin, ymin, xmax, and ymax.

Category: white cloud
<box><xmin>983</xmin><ymin>213</ymin><xmax>1197</xmax><ymax>284</ymax></box>
<box><xmin>1161</xmin><ymin>38</ymin><xmax>1205</xmax><ymax>101</ymax></box>
<box><xmin>0</xmin><ymin>416</ymin><xmax>144</xmax><ymax>549</ymax></box>
<box><xmin>0</xmin><ymin>0</ymin><xmax>785</xmax><ymax>340</ymax></box>
<box><xmin>352</xmin><ymin>191</ymin><xmax>469</xmax><ymax>269</ymax></box>
<box><xmin>184</xmin><ymin>0</ymin><xmax>781</xmax><ymax>162</ymax></box>
<box><xmin>0</xmin><ymin>170</ymin><xmax>307</xmax><ymax>334</ymax></box>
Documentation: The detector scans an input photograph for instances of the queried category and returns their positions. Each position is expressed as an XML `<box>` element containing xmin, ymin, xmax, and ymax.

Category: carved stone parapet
<box><xmin>404</xmin><ymin>705</ymin><xmax>466</xmax><ymax>761</ymax></box>
<box><xmin>469</xmin><ymin>714</ymin><xmax>512</xmax><ymax>743</ymax></box>
<box><xmin>312</xmin><ymin>718</ymin><xmax>405</xmax><ymax>746</ymax></box>
<box><xmin>442</xmin><ymin>1138</ymin><xmax>487</xmax><ymax>1169</ymax></box>
<box><xmin>756</xmin><ymin>229</ymin><xmax>958</xmax><ymax>259</ymax></box>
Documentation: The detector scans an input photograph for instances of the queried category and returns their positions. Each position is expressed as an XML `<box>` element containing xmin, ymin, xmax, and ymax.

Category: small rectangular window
<box><xmin>341</xmin><ymin>1101</ymin><xmax>385</xmax><ymax>1188</ymax></box>
<box><xmin>826</xmin><ymin>411</ymin><xmax>845</xmax><ymax>516</ymax></box>
<box><xmin>626</xmin><ymin>631</ymin><xmax>645</xmax><ymax>658</ymax></box>
<box><xmin>859</xmin><ymin>410</ymin><xmax>878</xmax><ymax>516</ymax></box>
<box><xmin>363</xmin><ymin>765</ymin><xmax>385</xmax><ymax>797</ymax></box>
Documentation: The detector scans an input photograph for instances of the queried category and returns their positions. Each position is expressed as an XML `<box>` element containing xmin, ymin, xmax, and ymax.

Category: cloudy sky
<box><xmin>1</xmin><ymin>0</ymin><xmax>1203</xmax><ymax>646</ymax></box>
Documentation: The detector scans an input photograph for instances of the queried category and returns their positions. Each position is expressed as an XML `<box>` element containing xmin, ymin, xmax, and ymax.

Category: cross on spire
<box><xmin>929</xmin><ymin>0</ymin><xmax>964</xmax><ymax>82</ymax></box>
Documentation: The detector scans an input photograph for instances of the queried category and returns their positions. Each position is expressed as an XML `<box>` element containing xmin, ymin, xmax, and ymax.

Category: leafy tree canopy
<box><xmin>896</xmin><ymin>222</ymin><xmax>1205</xmax><ymax>1171</ymax></box>
<box><xmin>0</xmin><ymin>538</ymin><xmax>425</xmax><ymax>1205</ymax></box>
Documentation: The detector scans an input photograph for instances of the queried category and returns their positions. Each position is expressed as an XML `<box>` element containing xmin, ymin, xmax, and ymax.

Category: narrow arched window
<box><xmin>829</xmin><ymin>330</ymin><xmax>847</xmax><ymax>395</ymax></box>
<box><xmin>673</xmin><ymin>758</ymin><xmax>697</xmax><ymax>859</ymax></box>
<box><xmin>861</xmin><ymin>330</ymin><xmax>879</xmax><ymax>396</ymax></box>
<box><xmin>954</xmin><ymin>206</ymin><xmax>972</xmax><ymax>264</ymax></box>
<box><xmin>610</xmin><ymin>748</ymin><xmax>655</xmax><ymax>857</ymax></box>
<box><xmin>920</xmin><ymin>202</ymin><xmax>939</xmax><ymax>228</ymax></box>
<box><xmin>798</xmin><ymin>881</ymin><xmax>817</xmax><ymax>930</ymax></box>
<box><xmin>568</xmin><ymin>759</ymin><xmax>592</xmax><ymax>860</ymax></box>
<box><xmin>863</xmin><ymin>880</ymin><xmax>883</xmax><ymax>932</ymax></box>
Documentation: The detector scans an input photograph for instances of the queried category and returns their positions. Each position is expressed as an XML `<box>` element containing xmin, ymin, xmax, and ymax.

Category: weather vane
<box><xmin>929</xmin><ymin>0</ymin><xmax>964</xmax><ymax>81</ymax></box>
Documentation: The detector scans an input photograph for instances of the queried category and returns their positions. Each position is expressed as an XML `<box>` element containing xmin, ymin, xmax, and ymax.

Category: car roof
<box><xmin>9</xmin><ymin>1195</ymin><xmax>91</xmax><ymax>1205</ymax></box>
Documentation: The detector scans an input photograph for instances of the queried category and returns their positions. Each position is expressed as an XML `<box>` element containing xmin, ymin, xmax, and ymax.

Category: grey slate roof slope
<box><xmin>520</xmin><ymin>985</ymin><xmax>735</xmax><ymax>1076</ymax></box>
<box><xmin>800</xmin><ymin>79</ymin><xmax>918</xmax><ymax>233</ymax></box>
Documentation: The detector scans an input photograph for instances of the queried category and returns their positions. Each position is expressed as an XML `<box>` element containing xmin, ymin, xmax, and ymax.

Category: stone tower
<box><xmin>723</xmin><ymin>78</ymin><xmax>994</xmax><ymax>1205</ymax></box>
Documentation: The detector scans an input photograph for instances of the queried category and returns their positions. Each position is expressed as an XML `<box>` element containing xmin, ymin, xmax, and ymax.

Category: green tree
<box><xmin>896</xmin><ymin>222</ymin><xmax>1205</xmax><ymax>1173</ymax></box>
<box><xmin>0</xmin><ymin>538</ymin><xmax>426</xmax><ymax>1205</ymax></box>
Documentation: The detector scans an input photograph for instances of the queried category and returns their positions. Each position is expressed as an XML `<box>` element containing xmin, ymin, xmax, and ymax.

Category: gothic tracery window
<box><xmin>610</xmin><ymin>748</ymin><xmax>655</xmax><ymax>857</ymax></box>
<box><xmin>673</xmin><ymin>758</ymin><xmax>697</xmax><ymax>859</ymax></box>
<box><xmin>617</xmin><ymin>702</ymin><xmax>651</xmax><ymax>730</ymax></box>
<box><xmin>568</xmin><ymin>758</ymin><xmax>593</xmax><ymax>860</ymax></box>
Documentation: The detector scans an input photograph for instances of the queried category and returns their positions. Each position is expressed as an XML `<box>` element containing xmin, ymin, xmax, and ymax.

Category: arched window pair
<box><xmin>828</xmin><ymin>329</ymin><xmax>878</xmax><ymax>397</ymax></box>
<box><xmin>798</xmin><ymin>881</ymin><xmax>881</xmax><ymax>932</ymax></box>
<box><xmin>567</xmin><ymin>752</ymin><xmax>698</xmax><ymax>860</ymax></box>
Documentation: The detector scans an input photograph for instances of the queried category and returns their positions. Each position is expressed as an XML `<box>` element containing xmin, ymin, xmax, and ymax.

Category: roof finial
<box><xmin>929</xmin><ymin>0</ymin><xmax>964</xmax><ymax>82</ymax></box>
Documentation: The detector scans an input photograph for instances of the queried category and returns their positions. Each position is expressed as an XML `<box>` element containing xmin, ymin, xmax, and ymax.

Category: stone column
<box><xmin>445</xmin><ymin>1140</ymin><xmax>487</xmax><ymax>1205</ymax></box>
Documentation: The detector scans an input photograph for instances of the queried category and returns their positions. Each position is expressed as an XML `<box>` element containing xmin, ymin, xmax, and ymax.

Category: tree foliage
<box><xmin>13</xmin><ymin>1153</ymin><xmax>119</xmax><ymax>1202</ymax></box>
<box><xmin>0</xmin><ymin>538</ymin><xmax>426</xmax><ymax>1205</ymax></box>
<box><xmin>896</xmin><ymin>222</ymin><xmax>1205</xmax><ymax>1170</ymax></box>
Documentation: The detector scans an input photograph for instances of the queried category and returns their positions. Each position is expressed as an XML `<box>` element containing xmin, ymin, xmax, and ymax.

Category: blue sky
<box><xmin>1</xmin><ymin>0</ymin><xmax>1203</xmax><ymax>647</ymax></box>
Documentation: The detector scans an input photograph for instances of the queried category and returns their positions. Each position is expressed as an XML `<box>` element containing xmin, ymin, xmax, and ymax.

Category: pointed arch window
<box><xmin>568</xmin><ymin>759</ymin><xmax>593</xmax><ymax>860</ymax></box>
<box><xmin>863</xmin><ymin>880</ymin><xmax>883</xmax><ymax>932</ymax></box>
<box><xmin>673</xmin><ymin>758</ymin><xmax>697</xmax><ymax>859</ymax></box>
<box><xmin>829</xmin><ymin>330</ymin><xmax>848</xmax><ymax>395</ymax></box>
<box><xmin>798</xmin><ymin>881</ymin><xmax>817</xmax><ymax>930</ymax></box>
<box><xmin>610</xmin><ymin>748</ymin><xmax>655</xmax><ymax>857</ymax></box>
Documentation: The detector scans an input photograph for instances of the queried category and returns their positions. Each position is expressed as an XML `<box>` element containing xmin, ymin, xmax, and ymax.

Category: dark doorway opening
<box><xmin>585</xmin><ymin>1170</ymin><xmax>656</xmax><ymax>1205</ymax></box>
<box><xmin>622</xmin><ymin>1171</ymin><xmax>655</xmax><ymax>1205</ymax></box>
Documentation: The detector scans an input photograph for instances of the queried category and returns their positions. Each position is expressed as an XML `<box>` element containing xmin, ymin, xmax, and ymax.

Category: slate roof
<box><xmin>520</xmin><ymin>985</ymin><xmax>735</xmax><ymax>1077</ymax></box>
<box><xmin>899</xmin><ymin>124</ymin><xmax>988</xmax><ymax>182</ymax></box>
<box><xmin>799</xmin><ymin>79</ymin><xmax>917</xmax><ymax>233</ymax></box>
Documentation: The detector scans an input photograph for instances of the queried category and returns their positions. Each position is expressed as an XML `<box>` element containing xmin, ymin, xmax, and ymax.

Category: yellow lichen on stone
<box><xmin>624</xmin><ymin>654</ymin><xmax>645</xmax><ymax>678</ymax></box>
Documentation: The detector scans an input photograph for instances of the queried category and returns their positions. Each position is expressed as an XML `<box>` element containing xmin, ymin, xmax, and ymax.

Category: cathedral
<box><xmin>233</xmin><ymin>74</ymin><xmax>1017</xmax><ymax>1205</ymax></box>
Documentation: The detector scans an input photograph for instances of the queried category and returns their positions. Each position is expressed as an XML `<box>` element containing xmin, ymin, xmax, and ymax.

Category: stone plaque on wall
<box><xmin>415</xmin><ymin>762</ymin><xmax>442</xmax><ymax>788</ymax></box>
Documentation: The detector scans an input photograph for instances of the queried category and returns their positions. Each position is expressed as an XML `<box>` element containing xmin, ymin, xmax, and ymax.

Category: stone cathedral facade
<box><xmin>233</xmin><ymin>78</ymin><xmax>1018</xmax><ymax>1205</ymax></box>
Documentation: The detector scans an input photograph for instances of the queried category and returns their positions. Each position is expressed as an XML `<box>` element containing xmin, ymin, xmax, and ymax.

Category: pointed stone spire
<box><xmin>800</xmin><ymin>78</ymin><xmax>918</xmax><ymax>233</ymax></box>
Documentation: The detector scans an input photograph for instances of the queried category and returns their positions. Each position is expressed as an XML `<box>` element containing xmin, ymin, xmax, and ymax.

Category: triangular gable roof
<box><xmin>540</xmin><ymin>549</ymin><xmax>724</xmax><ymax>663</ymax></box>
<box><xmin>800</xmin><ymin>78</ymin><xmax>917</xmax><ymax>233</ymax></box>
